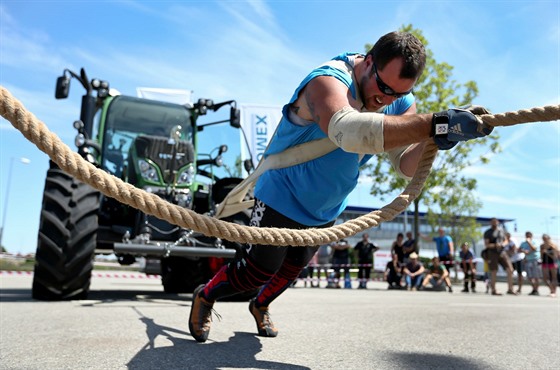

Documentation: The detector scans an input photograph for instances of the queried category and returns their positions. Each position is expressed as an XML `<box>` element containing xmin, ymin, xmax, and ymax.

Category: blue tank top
<box><xmin>254</xmin><ymin>53</ymin><xmax>415</xmax><ymax>226</ymax></box>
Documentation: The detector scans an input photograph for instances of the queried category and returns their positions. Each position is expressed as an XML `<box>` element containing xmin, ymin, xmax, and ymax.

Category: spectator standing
<box><xmin>518</xmin><ymin>231</ymin><xmax>540</xmax><ymax>296</ymax></box>
<box><xmin>332</xmin><ymin>239</ymin><xmax>351</xmax><ymax>289</ymax></box>
<box><xmin>315</xmin><ymin>244</ymin><xmax>332</xmax><ymax>288</ymax></box>
<box><xmin>353</xmin><ymin>233</ymin><xmax>379</xmax><ymax>289</ymax></box>
<box><xmin>483</xmin><ymin>259</ymin><xmax>490</xmax><ymax>294</ymax></box>
<box><xmin>483</xmin><ymin>218</ymin><xmax>516</xmax><ymax>296</ymax></box>
<box><xmin>459</xmin><ymin>242</ymin><xmax>477</xmax><ymax>293</ymax></box>
<box><xmin>421</xmin><ymin>257</ymin><xmax>453</xmax><ymax>293</ymax></box>
<box><xmin>384</xmin><ymin>253</ymin><xmax>402</xmax><ymax>289</ymax></box>
<box><xmin>540</xmin><ymin>234</ymin><xmax>558</xmax><ymax>298</ymax></box>
<box><xmin>503</xmin><ymin>232</ymin><xmax>523</xmax><ymax>294</ymax></box>
<box><xmin>391</xmin><ymin>233</ymin><xmax>405</xmax><ymax>265</ymax></box>
<box><xmin>421</xmin><ymin>228</ymin><xmax>455</xmax><ymax>275</ymax></box>
<box><xmin>403</xmin><ymin>252</ymin><xmax>424</xmax><ymax>291</ymax></box>
<box><xmin>306</xmin><ymin>251</ymin><xmax>319</xmax><ymax>287</ymax></box>
<box><xmin>402</xmin><ymin>231</ymin><xmax>416</xmax><ymax>264</ymax></box>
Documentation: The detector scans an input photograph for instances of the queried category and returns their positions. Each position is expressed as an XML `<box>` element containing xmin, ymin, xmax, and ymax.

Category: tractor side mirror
<box><xmin>230</xmin><ymin>107</ymin><xmax>241</xmax><ymax>128</ymax></box>
<box><xmin>55</xmin><ymin>75</ymin><xmax>70</xmax><ymax>99</ymax></box>
<box><xmin>243</xmin><ymin>159</ymin><xmax>254</xmax><ymax>173</ymax></box>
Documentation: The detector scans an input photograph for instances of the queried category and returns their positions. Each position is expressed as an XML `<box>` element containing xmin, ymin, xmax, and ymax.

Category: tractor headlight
<box><xmin>138</xmin><ymin>159</ymin><xmax>160</xmax><ymax>182</ymax></box>
<box><xmin>75</xmin><ymin>133</ymin><xmax>86</xmax><ymax>148</ymax></box>
<box><xmin>177</xmin><ymin>165</ymin><xmax>195</xmax><ymax>185</ymax></box>
<box><xmin>176</xmin><ymin>191</ymin><xmax>192</xmax><ymax>208</ymax></box>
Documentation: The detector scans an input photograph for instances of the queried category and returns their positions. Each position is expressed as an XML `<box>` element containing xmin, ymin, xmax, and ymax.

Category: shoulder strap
<box><xmin>215</xmin><ymin>57</ymin><xmax>358</xmax><ymax>219</ymax></box>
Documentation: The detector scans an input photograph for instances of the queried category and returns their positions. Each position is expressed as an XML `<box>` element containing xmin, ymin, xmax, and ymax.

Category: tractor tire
<box><xmin>32</xmin><ymin>165</ymin><xmax>100</xmax><ymax>300</ymax></box>
<box><xmin>161</xmin><ymin>256</ymin><xmax>209</xmax><ymax>293</ymax></box>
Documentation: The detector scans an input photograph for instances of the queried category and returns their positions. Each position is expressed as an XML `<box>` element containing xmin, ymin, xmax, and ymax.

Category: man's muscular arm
<box><xmin>301</xmin><ymin>76</ymin><xmax>433</xmax><ymax>151</ymax></box>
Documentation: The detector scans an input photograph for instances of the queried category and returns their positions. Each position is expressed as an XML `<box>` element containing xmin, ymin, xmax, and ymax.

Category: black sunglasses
<box><xmin>372</xmin><ymin>63</ymin><xmax>412</xmax><ymax>98</ymax></box>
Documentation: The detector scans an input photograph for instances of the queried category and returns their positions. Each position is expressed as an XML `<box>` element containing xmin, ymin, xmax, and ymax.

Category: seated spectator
<box><xmin>403</xmin><ymin>252</ymin><xmax>424</xmax><ymax>291</ymax></box>
<box><xmin>421</xmin><ymin>257</ymin><xmax>453</xmax><ymax>293</ymax></box>
<box><xmin>384</xmin><ymin>253</ymin><xmax>402</xmax><ymax>289</ymax></box>
<box><xmin>459</xmin><ymin>242</ymin><xmax>477</xmax><ymax>293</ymax></box>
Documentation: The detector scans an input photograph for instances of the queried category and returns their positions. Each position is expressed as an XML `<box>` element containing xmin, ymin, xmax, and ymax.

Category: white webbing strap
<box><xmin>215</xmin><ymin>58</ymin><xmax>357</xmax><ymax>219</ymax></box>
<box><xmin>215</xmin><ymin>137</ymin><xmax>337</xmax><ymax>219</ymax></box>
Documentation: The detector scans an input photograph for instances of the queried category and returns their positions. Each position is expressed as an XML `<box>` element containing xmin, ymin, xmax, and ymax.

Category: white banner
<box><xmin>239</xmin><ymin>104</ymin><xmax>282</xmax><ymax>172</ymax></box>
<box><xmin>136</xmin><ymin>87</ymin><xmax>193</xmax><ymax>105</ymax></box>
<box><xmin>374</xmin><ymin>251</ymin><xmax>392</xmax><ymax>272</ymax></box>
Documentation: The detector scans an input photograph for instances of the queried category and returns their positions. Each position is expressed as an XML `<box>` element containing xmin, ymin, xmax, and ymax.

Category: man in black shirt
<box><xmin>332</xmin><ymin>239</ymin><xmax>351</xmax><ymax>288</ymax></box>
<box><xmin>354</xmin><ymin>233</ymin><xmax>379</xmax><ymax>289</ymax></box>
<box><xmin>402</xmin><ymin>231</ymin><xmax>416</xmax><ymax>263</ymax></box>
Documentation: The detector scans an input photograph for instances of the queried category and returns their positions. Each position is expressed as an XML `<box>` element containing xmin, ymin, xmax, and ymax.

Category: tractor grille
<box><xmin>134</xmin><ymin>135</ymin><xmax>195</xmax><ymax>183</ymax></box>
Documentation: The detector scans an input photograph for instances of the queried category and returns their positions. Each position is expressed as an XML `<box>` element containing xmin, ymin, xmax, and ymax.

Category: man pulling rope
<box><xmin>188</xmin><ymin>31</ymin><xmax>493</xmax><ymax>342</ymax></box>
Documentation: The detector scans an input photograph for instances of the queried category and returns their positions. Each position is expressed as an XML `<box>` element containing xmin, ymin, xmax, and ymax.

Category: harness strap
<box><xmin>216</xmin><ymin>57</ymin><xmax>358</xmax><ymax>219</ymax></box>
<box><xmin>215</xmin><ymin>138</ymin><xmax>337</xmax><ymax>219</ymax></box>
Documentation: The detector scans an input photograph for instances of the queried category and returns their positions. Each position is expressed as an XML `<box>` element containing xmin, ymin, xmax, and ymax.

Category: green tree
<box><xmin>232</xmin><ymin>155</ymin><xmax>244</xmax><ymax>178</ymax></box>
<box><xmin>365</xmin><ymin>24</ymin><xmax>500</xmax><ymax>251</ymax></box>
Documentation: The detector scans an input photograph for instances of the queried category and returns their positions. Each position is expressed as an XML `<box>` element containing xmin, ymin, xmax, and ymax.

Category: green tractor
<box><xmin>32</xmin><ymin>68</ymin><xmax>252</xmax><ymax>300</ymax></box>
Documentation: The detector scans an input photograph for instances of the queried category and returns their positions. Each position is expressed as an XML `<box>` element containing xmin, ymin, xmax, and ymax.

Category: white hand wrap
<box><xmin>387</xmin><ymin>144</ymin><xmax>414</xmax><ymax>181</ymax></box>
<box><xmin>327</xmin><ymin>106</ymin><xmax>385</xmax><ymax>154</ymax></box>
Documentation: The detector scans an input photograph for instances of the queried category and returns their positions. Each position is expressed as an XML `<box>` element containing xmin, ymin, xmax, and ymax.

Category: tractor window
<box><xmin>100</xmin><ymin>96</ymin><xmax>193</xmax><ymax>176</ymax></box>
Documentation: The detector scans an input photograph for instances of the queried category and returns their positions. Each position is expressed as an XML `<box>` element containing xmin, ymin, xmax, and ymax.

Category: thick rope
<box><xmin>1</xmin><ymin>85</ymin><xmax>558</xmax><ymax>246</ymax></box>
<box><xmin>480</xmin><ymin>105</ymin><xmax>560</xmax><ymax>127</ymax></box>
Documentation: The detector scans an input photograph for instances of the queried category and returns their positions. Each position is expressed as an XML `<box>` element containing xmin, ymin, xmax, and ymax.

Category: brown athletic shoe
<box><xmin>249</xmin><ymin>299</ymin><xmax>278</xmax><ymax>337</ymax></box>
<box><xmin>189</xmin><ymin>284</ymin><xmax>216</xmax><ymax>343</ymax></box>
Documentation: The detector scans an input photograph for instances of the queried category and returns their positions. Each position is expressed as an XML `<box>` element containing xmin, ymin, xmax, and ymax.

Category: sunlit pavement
<box><xmin>1</xmin><ymin>272</ymin><xmax>558</xmax><ymax>370</ymax></box>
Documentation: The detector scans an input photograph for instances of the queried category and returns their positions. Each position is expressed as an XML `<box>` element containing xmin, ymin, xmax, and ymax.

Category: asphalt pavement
<box><xmin>1</xmin><ymin>272</ymin><xmax>558</xmax><ymax>370</ymax></box>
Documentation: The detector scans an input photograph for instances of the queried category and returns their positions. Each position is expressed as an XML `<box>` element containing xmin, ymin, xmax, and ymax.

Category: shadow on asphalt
<box><xmin>87</xmin><ymin>289</ymin><xmax>188</xmax><ymax>302</ymax></box>
<box><xmin>127</xmin><ymin>307</ymin><xmax>310</xmax><ymax>370</ymax></box>
<box><xmin>0</xmin><ymin>286</ymin><xmax>253</xmax><ymax>303</ymax></box>
<box><xmin>0</xmin><ymin>287</ymin><xmax>189</xmax><ymax>303</ymax></box>
<box><xmin>386</xmin><ymin>351</ymin><xmax>489</xmax><ymax>370</ymax></box>
<box><xmin>1</xmin><ymin>287</ymin><xmax>309</xmax><ymax>369</ymax></box>
<box><xmin>0</xmin><ymin>288</ymin><xmax>35</xmax><ymax>302</ymax></box>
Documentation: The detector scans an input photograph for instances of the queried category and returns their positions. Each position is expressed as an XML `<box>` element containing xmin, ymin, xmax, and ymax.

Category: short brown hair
<box><xmin>366</xmin><ymin>31</ymin><xmax>426</xmax><ymax>80</ymax></box>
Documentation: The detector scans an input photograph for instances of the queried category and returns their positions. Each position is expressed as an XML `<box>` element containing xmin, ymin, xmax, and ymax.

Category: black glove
<box><xmin>462</xmin><ymin>104</ymin><xmax>491</xmax><ymax>116</ymax></box>
<box><xmin>432</xmin><ymin>107</ymin><xmax>494</xmax><ymax>150</ymax></box>
<box><xmin>433</xmin><ymin>136</ymin><xmax>458</xmax><ymax>150</ymax></box>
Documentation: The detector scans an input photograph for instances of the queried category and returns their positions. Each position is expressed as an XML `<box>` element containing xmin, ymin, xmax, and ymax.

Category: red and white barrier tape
<box><xmin>296</xmin><ymin>276</ymin><xmax>386</xmax><ymax>283</ymax></box>
<box><xmin>307</xmin><ymin>261</ymin><xmax>461</xmax><ymax>268</ymax></box>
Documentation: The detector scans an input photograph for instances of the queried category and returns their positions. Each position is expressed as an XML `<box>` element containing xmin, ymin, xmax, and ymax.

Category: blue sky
<box><xmin>1</xmin><ymin>0</ymin><xmax>559</xmax><ymax>254</ymax></box>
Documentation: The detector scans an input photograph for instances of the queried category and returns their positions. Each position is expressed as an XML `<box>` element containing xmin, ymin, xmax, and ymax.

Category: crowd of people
<box><xmin>298</xmin><ymin>225</ymin><xmax>559</xmax><ymax>298</ymax></box>
<box><xmin>481</xmin><ymin>218</ymin><xmax>558</xmax><ymax>297</ymax></box>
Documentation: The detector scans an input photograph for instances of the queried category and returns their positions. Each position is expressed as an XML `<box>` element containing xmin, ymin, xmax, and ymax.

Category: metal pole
<box><xmin>0</xmin><ymin>157</ymin><xmax>30</xmax><ymax>249</ymax></box>
<box><xmin>403</xmin><ymin>207</ymin><xmax>408</xmax><ymax>232</ymax></box>
<box><xmin>0</xmin><ymin>158</ymin><xmax>14</xmax><ymax>249</ymax></box>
